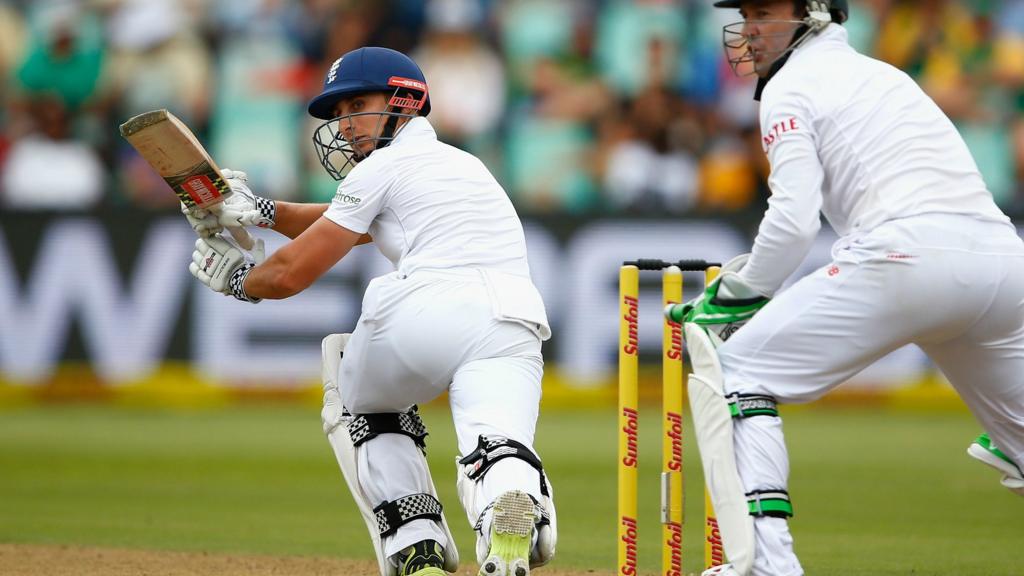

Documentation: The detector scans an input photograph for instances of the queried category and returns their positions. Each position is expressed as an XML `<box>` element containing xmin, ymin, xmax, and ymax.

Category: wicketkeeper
<box><xmin>183</xmin><ymin>47</ymin><xmax>556</xmax><ymax>576</ymax></box>
<box><xmin>665</xmin><ymin>1</ymin><xmax>1024</xmax><ymax>575</ymax></box>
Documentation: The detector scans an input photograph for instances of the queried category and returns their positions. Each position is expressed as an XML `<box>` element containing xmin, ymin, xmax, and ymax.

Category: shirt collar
<box><xmin>754</xmin><ymin>23</ymin><xmax>848</xmax><ymax>100</ymax></box>
<box><xmin>792</xmin><ymin>22</ymin><xmax>848</xmax><ymax>61</ymax></box>
<box><xmin>391</xmin><ymin>116</ymin><xmax>436</xmax><ymax>146</ymax></box>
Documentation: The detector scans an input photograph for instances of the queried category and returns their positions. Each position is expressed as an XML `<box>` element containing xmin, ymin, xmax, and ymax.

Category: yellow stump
<box><xmin>702</xmin><ymin>266</ymin><xmax>724</xmax><ymax>570</ymax></box>
<box><xmin>661</xmin><ymin>266</ymin><xmax>684</xmax><ymax>576</ymax></box>
<box><xmin>705</xmin><ymin>490</ymin><xmax>725</xmax><ymax>569</ymax></box>
<box><xmin>618</xmin><ymin>265</ymin><xmax>640</xmax><ymax>576</ymax></box>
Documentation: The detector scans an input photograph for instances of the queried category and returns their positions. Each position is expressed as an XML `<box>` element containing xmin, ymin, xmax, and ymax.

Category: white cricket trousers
<box><xmin>716</xmin><ymin>213</ymin><xmax>1024</xmax><ymax>576</ymax></box>
<box><xmin>339</xmin><ymin>269</ymin><xmax>546</xmax><ymax>560</ymax></box>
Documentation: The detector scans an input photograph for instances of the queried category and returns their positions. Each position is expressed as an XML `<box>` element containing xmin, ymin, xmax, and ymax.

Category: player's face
<box><xmin>332</xmin><ymin>93</ymin><xmax>391</xmax><ymax>156</ymax></box>
<box><xmin>737</xmin><ymin>0</ymin><xmax>803</xmax><ymax>76</ymax></box>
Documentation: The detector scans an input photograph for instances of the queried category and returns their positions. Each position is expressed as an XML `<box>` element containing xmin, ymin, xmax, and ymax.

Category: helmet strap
<box><xmin>380</xmin><ymin>113</ymin><xmax>401</xmax><ymax>145</ymax></box>
<box><xmin>376</xmin><ymin>87</ymin><xmax>418</xmax><ymax>148</ymax></box>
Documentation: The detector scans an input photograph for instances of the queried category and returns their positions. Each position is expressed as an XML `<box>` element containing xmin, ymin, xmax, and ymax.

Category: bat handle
<box><xmin>206</xmin><ymin>202</ymin><xmax>256</xmax><ymax>250</ymax></box>
<box><xmin>228</xmin><ymin>225</ymin><xmax>256</xmax><ymax>251</ymax></box>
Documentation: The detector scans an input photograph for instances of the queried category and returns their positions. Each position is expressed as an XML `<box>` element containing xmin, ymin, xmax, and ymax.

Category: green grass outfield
<box><xmin>0</xmin><ymin>403</ymin><xmax>1020</xmax><ymax>575</ymax></box>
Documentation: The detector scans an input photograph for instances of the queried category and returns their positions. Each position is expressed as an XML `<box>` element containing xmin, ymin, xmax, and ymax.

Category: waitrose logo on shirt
<box><xmin>335</xmin><ymin>192</ymin><xmax>362</xmax><ymax>205</ymax></box>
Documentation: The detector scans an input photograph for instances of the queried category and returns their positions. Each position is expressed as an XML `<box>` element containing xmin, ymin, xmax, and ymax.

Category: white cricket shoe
<box><xmin>703</xmin><ymin>564</ymin><xmax>742</xmax><ymax>576</ymax></box>
<box><xmin>478</xmin><ymin>490</ymin><xmax>535</xmax><ymax>576</ymax></box>
<box><xmin>968</xmin><ymin>433</ymin><xmax>1024</xmax><ymax>497</ymax></box>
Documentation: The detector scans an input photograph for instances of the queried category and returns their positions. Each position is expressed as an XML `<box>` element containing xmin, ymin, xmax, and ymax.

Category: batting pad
<box><xmin>320</xmin><ymin>333</ymin><xmax>459</xmax><ymax>575</ymax></box>
<box><xmin>685</xmin><ymin>323</ymin><xmax>756</xmax><ymax>576</ymax></box>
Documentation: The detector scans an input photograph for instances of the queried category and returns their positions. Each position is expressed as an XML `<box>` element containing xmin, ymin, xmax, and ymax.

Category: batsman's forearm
<box><xmin>271</xmin><ymin>203</ymin><xmax>372</xmax><ymax>244</ymax></box>
<box><xmin>240</xmin><ymin>217</ymin><xmax>361</xmax><ymax>299</ymax></box>
<box><xmin>242</xmin><ymin>257</ymin><xmax>308</xmax><ymax>300</ymax></box>
<box><xmin>271</xmin><ymin>202</ymin><xmax>330</xmax><ymax>238</ymax></box>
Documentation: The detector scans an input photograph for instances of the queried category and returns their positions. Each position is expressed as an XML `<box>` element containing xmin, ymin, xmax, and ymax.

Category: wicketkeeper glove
<box><xmin>181</xmin><ymin>169</ymin><xmax>276</xmax><ymax>238</ymax></box>
<box><xmin>664</xmin><ymin>254</ymin><xmax>770</xmax><ymax>344</ymax></box>
<box><xmin>189</xmin><ymin>235</ymin><xmax>265</xmax><ymax>303</ymax></box>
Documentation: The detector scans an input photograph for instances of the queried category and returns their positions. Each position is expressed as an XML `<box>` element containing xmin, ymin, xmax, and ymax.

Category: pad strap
<box><xmin>458</xmin><ymin>435</ymin><xmax>549</xmax><ymax>496</ymax></box>
<box><xmin>373</xmin><ymin>493</ymin><xmax>443</xmax><ymax>538</ymax></box>
<box><xmin>347</xmin><ymin>406</ymin><xmax>428</xmax><ymax>449</ymax></box>
<box><xmin>728</xmin><ymin>394</ymin><xmax>778</xmax><ymax>418</ymax></box>
<box><xmin>746</xmin><ymin>489</ymin><xmax>793</xmax><ymax>518</ymax></box>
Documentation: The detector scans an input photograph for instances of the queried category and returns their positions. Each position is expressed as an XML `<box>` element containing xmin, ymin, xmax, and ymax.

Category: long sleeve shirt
<box><xmin>740</xmin><ymin>25</ymin><xmax>1010</xmax><ymax>296</ymax></box>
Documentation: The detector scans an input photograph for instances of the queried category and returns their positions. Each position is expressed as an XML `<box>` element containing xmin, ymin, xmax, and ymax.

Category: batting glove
<box><xmin>664</xmin><ymin>254</ymin><xmax>770</xmax><ymax>344</ymax></box>
<box><xmin>180</xmin><ymin>168</ymin><xmax>276</xmax><ymax>238</ymax></box>
<box><xmin>189</xmin><ymin>235</ymin><xmax>266</xmax><ymax>303</ymax></box>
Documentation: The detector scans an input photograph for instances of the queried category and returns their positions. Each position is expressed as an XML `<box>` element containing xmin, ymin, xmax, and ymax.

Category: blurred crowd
<box><xmin>1</xmin><ymin>0</ymin><xmax>1023</xmax><ymax>218</ymax></box>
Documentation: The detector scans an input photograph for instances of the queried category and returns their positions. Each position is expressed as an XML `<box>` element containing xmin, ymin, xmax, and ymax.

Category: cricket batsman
<box><xmin>182</xmin><ymin>47</ymin><xmax>556</xmax><ymax>576</ymax></box>
<box><xmin>665</xmin><ymin>1</ymin><xmax>1024</xmax><ymax>574</ymax></box>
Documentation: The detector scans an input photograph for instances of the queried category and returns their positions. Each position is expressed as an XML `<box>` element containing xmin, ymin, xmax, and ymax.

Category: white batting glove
<box><xmin>181</xmin><ymin>202</ymin><xmax>217</xmax><ymax>237</ymax></box>
<box><xmin>219</xmin><ymin>168</ymin><xmax>277</xmax><ymax>227</ymax></box>
<box><xmin>189</xmin><ymin>235</ymin><xmax>266</xmax><ymax>303</ymax></box>
<box><xmin>180</xmin><ymin>168</ymin><xmax>276</xmax><ymax>238</ymax></box>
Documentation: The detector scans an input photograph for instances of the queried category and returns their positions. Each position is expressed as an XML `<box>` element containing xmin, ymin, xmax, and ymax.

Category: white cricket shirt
<box><xmin>324</xmin><ymin>116</ymin><xmax>550</xmax><ymax>339</ymax></box>
<box><xmin>324</xmin><ymin>117</ymin><xmax>532</xmax><ymax>277</ymax></box>
<box><xmin>741</xmin><ymin>24</ymin><xmax>1012</xmax><ymax>296</ymax></box>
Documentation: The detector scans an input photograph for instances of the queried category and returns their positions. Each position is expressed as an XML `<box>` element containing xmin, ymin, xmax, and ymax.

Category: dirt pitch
<box><xmin>0</xmin><ymin>544</ymin><xmax>607</xmax><ymax>576</ymax></box>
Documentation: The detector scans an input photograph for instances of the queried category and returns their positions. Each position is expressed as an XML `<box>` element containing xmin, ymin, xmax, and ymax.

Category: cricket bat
<box><xmin>119</xmin><ymin>109</ymin><xmax>256</xmax><ymax>250</ymax></box>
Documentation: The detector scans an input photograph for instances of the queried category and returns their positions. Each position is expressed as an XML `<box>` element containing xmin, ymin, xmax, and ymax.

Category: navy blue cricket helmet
<box><xmin>307</xmin><ymin>46</ymin><xmax>431</xmax><ymax>120</ymax></box>
<box><xmin>308</xmin><ymin>47</ymin><xmax>431</xmax><ymax>181</ymax></box>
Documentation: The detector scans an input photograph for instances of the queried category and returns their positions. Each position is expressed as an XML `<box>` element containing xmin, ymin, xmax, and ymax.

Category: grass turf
<box><xmin>0</xmin><ymin>403</ymin><xmax>1019</xmax><ymax>575</ymax></box>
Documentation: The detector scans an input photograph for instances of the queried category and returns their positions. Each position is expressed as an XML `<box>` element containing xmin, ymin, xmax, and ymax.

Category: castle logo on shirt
<box><xmin>762</xmin><ymin>117</ymin><xmax>799</xmax><ymax>150</ymax></box>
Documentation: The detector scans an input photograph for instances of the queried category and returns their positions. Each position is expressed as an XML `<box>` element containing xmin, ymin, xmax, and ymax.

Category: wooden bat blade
<box><xmin>120</xmin><ymin>109</ymin><xmax>256</xmax><ymax>250</ymax></box>
<box><xmin>119</xmin><ymin>109</ymin><xmax>229</xmax><ymax>211</ymax></box>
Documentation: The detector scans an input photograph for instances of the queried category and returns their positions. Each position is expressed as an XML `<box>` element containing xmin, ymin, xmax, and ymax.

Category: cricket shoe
<box><xmin>702</xmin><ymin>564</ymin><xmax>742</xmax><ymax>576</ymax></box>
<box><xmin>478</xmin><ymin>490</ymin><xmax>535</xmax><ymax>576</ymax></box>
<box><xmin>968</xmin><ymin>433</ymin><xmax>1024</xmax><ymax>497</ymax></box>
<box><xmin>397</xmin><ymin>539</ymin><xmax>447</xmax><ymax>576</ymax></box>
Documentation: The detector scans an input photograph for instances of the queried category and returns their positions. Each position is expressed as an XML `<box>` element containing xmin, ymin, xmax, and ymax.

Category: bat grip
<box><xmin>207</xmin><ymin>203</ymin><xmax>256</xmax><ymax>250</ymax></box>
<box><xmin>228</xmin><ymin>226</ymin><xmax>256</xmax><ymax>251</ymax></box>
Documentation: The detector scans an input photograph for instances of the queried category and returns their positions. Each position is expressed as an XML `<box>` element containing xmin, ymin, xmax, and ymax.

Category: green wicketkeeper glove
<box><xmin>664</xmin><ymin>254</ymin><xmax>770</xmax><ymax>344</ymax></box>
